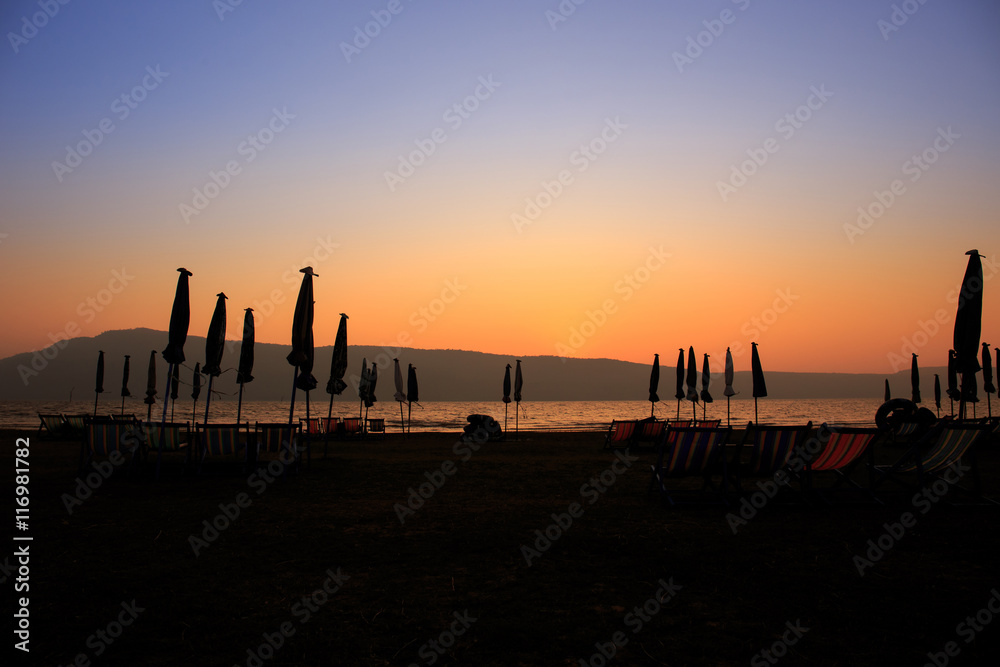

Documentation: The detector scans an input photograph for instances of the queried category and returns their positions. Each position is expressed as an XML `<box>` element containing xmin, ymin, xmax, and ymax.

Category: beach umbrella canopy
<box><xmin>359</xmin><ymin>358</ymin><xmax>371</xmax><ymax>405</ymax></box>
<box><xmin>751</xmin><ymin>342</ymin><xmax>767</xmax><ymax>398</ymax></box>
<box><xmin>162</xmin><ymin>268</ymin><xmax>193</xmax><ymax>365</ymax></box>
<box><xmin>203</xmin><ymin>292</ymin><xmax>227</xmax><ymax>377</ymax></box>
<box><xmin>724</xmin><ymin>348</ymin><xmax>736</xmax><ymax>397</ymax></box>
<box><xmin>368</xmin><ymin>363</ymin><xmax>378</xmax><ymax>407</ymax></box>
<box><xmin>910</xmin><ymin>354</ymin><xmax>921</xmax><ymax>403</ymax></box>
<box><xmin>144</xmin><ymin>351</ymin><xmax>157</xmax><ymax>405</ymax></box>
<box><xmin>407</xmin><ymin>364</ymin><xmax>419</xmax><ymax>403</ymax></box>
<box><xmin>648</xmin><ymin>354</ymin><xmax>660</xmax><ymax>407</ymax></box>
<box><xmin>934</xmin><ymin>374</ymin><xmax>941</xmax><ymax>410</ymax></box>
<box><xmin>700</xmin><ymin>354</ymin><xmax>713</xmax><ymax>403</ymax></box>
<box><xmin>287</xmin><ymin>267</ymin><xmax>318</xmax><ymax>387</ymax></box>
<box><xmin>326</xmin><ymin>313</ymin><xmax>349</xmax><ymax>395</ymax></box>
<box><xmin>685</xmin><ymin>347</ymin><xmax>698</xmax><ymax>403</ymax></box>
<box><xmin>237</xmin><ymin>308</ymin><xmax>255</xmax><ymax>385</ymax></box>
<box><xmin>96</xmin><ymin>351</ymin><xmax>105</xmax><ymax>394</ymax></box>
<box><xmin>393</xmin><ymin>358</ymin><xmax>406</xmax><ymax>402</ymax></box>
<box><xmin>191</xmin><ymin>363</ymin><xmax>202</xmax><ymax>399</ymax></box>
<box><xmin>503</xmin><ymin>364</ymin><xmax>512</xmax><ymax>403</ymax></box>
<box><xmin>514</xmin><ymin>360</ymin><xmax>523</xmax><ymax>403</ymax></box>
<box><xmin>674</xmin><ymin>349</ymin><xmax>685</xmax><ymax>400</ymax></box>
<box><xmin>953</xmin><ymin>250</ymin><xmax>984</xmax><ymax>379</ymax></box>
<box><xmin>884</xmin><ymin>379</ymin><xmax>891</xmax><ymax>402</ymax></box>
<box><xmin>120</xmin><ymin>355</ymin><xmax>131</xmax><ymax>397</ymax></box>
<box><xmin>947</xmin><ymin>349</ymin><xmax>960</xmax><ymax>401</ymax></box>
<box><xmin>983</xmin><ymin>343</ymin><xmax>995</xmax><ymax>394</ymax></box>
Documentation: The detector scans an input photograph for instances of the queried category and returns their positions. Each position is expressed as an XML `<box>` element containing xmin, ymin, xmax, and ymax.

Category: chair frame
<box><xmin>196</xmin><ymin>422</ymin><xmax>250</xmax><ymax>472</ymax></box>
<box><xmin>254</xmin><ymin>422</ymin><xmax>303</xmax><ymax>472</ymax></box>
<box><xmin>801</xmin><ymin>424</ymin><xmax>882</xmax><ymax>504</ymax></box>
<box><xmin>79</xmin><ymin>417</ymin><xmax>143</xmax><ymax>474</ymax></box>
<box><xmin>649</xmin><ymin>425</ymin><xmax>732</xmax><ymax>506</ymax></box>
<box><xmin>730</xmin><ymin>422</ymin><xmax>813</xmax><ymax>499</ymax></box>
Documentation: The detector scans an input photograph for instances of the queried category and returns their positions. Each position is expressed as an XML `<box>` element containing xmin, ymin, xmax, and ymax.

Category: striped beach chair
<box><xmin>802</xmin><ymin>425</ymin><xmax>882</xmax><ymax>504</ymax></box>
<box><xmin>37</xmin><ymin>413</ymin><xmax>66</xmax><ymax>439</ymax></box>
<box><xmin>731</xmin><ymin>422</ymin><xmax>812</xmax><ymax>498</ymax></box>
<box><xmin>633</xmin><ymin>419</ymin><xmax>667</xmax><ymax>448</ymax></box>
<box><xmin>196</xmin><ymin>423</ymin><xmax>249</xmax><ymax>472</ymax></box>
<box><xmin>603</xmin><ymin>420</ymin><xmax>639</xmax><ymax>450</ymax></box>
<box><xmin>254</xmin><ymin>422</ymin><xmax>303</xmax><ymax>471</ymax></box>
<box><xmin>649</xmin><ymin>426</ymin><xmax>732</xmax><ymax>506</ymax></box>
<box><xmin>79</xmin><ymin>418</ymin><xmax>142</xmax><ymax>474</ymax></box>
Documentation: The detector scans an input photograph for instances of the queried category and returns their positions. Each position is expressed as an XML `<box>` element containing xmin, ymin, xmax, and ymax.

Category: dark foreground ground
<box><xmin>4</xmin><ymin>427</ymin><xmax>1000</xmax><ymax>666</ymax></box>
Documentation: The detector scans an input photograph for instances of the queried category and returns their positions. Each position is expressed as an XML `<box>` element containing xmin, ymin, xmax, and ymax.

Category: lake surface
<box><xmin>2</xmin><ymin>396</ymin><xmax>904</xmax><ymax>432</ymax></box>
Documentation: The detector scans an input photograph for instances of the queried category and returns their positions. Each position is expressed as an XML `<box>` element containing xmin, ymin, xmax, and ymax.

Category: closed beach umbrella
<box><xmin>170</xmin><ymin>363</ymin><xmax>179</xmax><ymax>421</ymax></box>
<box><xmin>191</xmin><ymin>362</ymin><xmax>201</xmax><ymax>423</ymax></box>
<box><xmin>287</xmin><ymin>267</ymin><xmax>318</xmax><ymax>425</ymax></box>
<box><xmin>514</xmin><ymin>359</ymin><xmax>524</xmax><ymax>433</ymax></box>
<box><xmin>236</xmin><ymin>308</ymin><xmax>255</xmax><ymax>424</ymax></box>
<box><xmin>120</xmin><ymin>354</ymin><xmax>131</xmax><ymax>416</ymax></box>
<box><xmin>324</xmin><ymin>313</ymin><xmax>349</xmax><ymax>454</ymax></box>
<box><xmin>982</xmin><ymin>343</ymin><xmax>994</xmax><ymax>418</ymax></box>
<box><xmin>884</xmin><ymin>379</ymin><xmax>891</xmax><ymax>403</ymax></box>
<box><xmin>393</xmin><ymin>358</ymin><xmax>406</xmax><ymax>433</ymax></box>
<box><xmin>294</xmin><ymin>303</ymin><xmax>317</xmax><ymax>392</ymax></box>
<box><xmin>724</xmin><ymin>347</ymin><xmax>736</xmax><ymax>426</ymax></box>
<box><xmin>686</xmin><ymin>347</ymin><xmax>698</xmax><ymax>420</ymax></box>
<box><xmin>674</xmin><ymin>348</ymin><xmax>685</xmax><ymax>420</ymax></box>
<box><xmin>94</xmin><ymin>350</ymin><xmax>105</xmax><ymax>416</ymax></box>
<box><xmin>934</xmin><ymin>374</ymin><xmax>941</xmax><ymax>417</ymax></box>
<box><xmin>953</xmin><ymin>250</ymin><xmax>984</xmax><ymax>418</ymax></box>
<box><xmin>368</xmin><ymin>363</ymin><xmax>378</xmax><ymax>408</ymax></box>
<box><xmin>503</xmin><ymin>363</ymin><xmax>512</xmax><ymax>432</ymax></box>
<box><xmin>407</xmin><ymin>364</ymin><xmax>419</xmax><ymax>433</ymax></box>
<box><xmin>202</xmin><ymin>292</ymin><xmax>227</xmax><ymax>425</ymax></box>
<box><xmin>358</xmin><ymin>358</ymin><xmax>370</xmax><ymax>422</ymax></box>
<box><xmin>144</xmin><ymin>350</ymin><xmax>157</xmax><ymax>421</ymax></box>
<box><xmin>751</xmin><ymin>342</ymin><xmax>767</xmax><ymax>424</ymax></box>
<box><xmin>910</xmin><ymin>354</ymin><xmax>921</xmax><ymax>404</ymax></box>
<box><xmin>700</xmin><ymin>353</ymin><xmax>713</xmax><ymax>419</ymax></box>
<box><xmin>162</xmin><ymin>268</ymin><xmax>193</xmax><ymax>366</ymax></box>
<box><xmin>648</xmin><ymin>354</ymin><xmax>660</xmax><ymax>417</ymax></box>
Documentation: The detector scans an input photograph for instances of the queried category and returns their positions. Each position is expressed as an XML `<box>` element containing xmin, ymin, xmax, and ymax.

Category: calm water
<box><xmin>4</xmin><ymin>397</ymin><xmax>888</xmax><ymax>432</ymax></box>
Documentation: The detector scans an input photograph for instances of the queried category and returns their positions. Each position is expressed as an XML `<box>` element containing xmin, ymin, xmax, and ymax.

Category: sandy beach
<box><xmin>7</xmin><ymin>427</ymin><xmax>1000</xmax><ymax>666</ymax></box>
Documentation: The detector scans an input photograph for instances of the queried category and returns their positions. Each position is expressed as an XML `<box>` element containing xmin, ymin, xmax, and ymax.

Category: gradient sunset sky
<box><xmin>1</xmin><ymin>0</ymin><xmax>998</xmax><ymax>375</ymax></box>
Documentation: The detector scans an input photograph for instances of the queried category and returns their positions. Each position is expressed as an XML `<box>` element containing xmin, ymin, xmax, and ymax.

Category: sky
<box><xmin>1</xmin><ymin>0</ymin><xmax>998</xmax><ymax>376</ymax></box>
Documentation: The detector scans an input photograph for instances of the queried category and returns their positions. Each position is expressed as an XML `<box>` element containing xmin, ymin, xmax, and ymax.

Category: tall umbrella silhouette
<box><xmin>674</xmin><ymin>349</ymin><xmax>685</xmax><ymax>420</ymax></box>
<box><xmin>393</xmin><ymin>358</ymin><xmax>406</xmax><ymax>434</ymax></box>
<box><xmin>910</xmin><ymin>354</ymin><xmax>921</xmax><ymax>404</ymax></box>
<box><xmin>947</xmin><ymin>349</ymin><xmax>959</xmax><ymax>416</ymax></box>
<box><xmin>191</xmin><ymin>363</ymin><xmax>201</xmax><ymax>423</ymax></box>
<box><xmin>366</xmin><ymin>363</ymin><xmax>378</xmax><ymax>433</ymax></box>
<box><xmin>119</xmin><ymin>354</ymin><xmax>131</xmax><ymax>416</ymax></box>
<box><xmin>502</xmin><ymin>363</ymin><xmax>512</xmax><ymax>432</ymax></box>
<box><xmin>202</xmin><ymin>292</ymin><xmax>227</xmax><ymax>425</ymax></box>
<box><xmin>236</xmin><ymin>308</ymin><xmax>255</xmax><ymax>424</ymax></box>
<box><xmin>884</xmin><ymin>379</ymin><xmax>891</xmax><ymax>402</ymax></box>
<box><xmin>287</xmin><ymin>267</ymin><xmax>318</xmax><ymax>426</ymax></box>
<box><xmin>324</xmin><ymin>313</ymin><xmax>348</xmax><ymax>456</ymax></box>
<box><xmin>685</xmin><ymin>347</ymin><xmax>698</xmax><ymax>420</ymax></box>
<box><xmin>170</xmin><ymin>363</ymin><xmax>179</xmax><ymax>421</ymax></box>
<box><xmin>982</xmin><ymin>343</ymin><xmax>994</xmax><ymax>419</ymax></box>
<box><xmin>700</xmin><ymin>353</ymin><xmax>713</xmax><ymax>420</ymax></box>
<box><xmin>143</xmin><ymin>350</ymin><xmax>157</xmax><ymax>422</ymax></box>
<box><xmin>296</xmin><ymin>300</ymin><xmax>319</xmax><ymax>426</ymax></box>
<box><xmin>407</xmin><ymin>364</ymin><xmax>419</xmax><ymax>433</ymax></box>
<box><xmin>514</xmin><ymin>359</ymin><xmax>524</xmax><ymax>434</ymax></box>
<box><xmin>750</xmin><ymin>342</ymin><xmax>767</xmax><ymax>424</ymax></box>
<box><xmin>723</xmin><ymin>347</ymin><xmax>736</xmax><ymax>427</ymax></box>
<box><xmin>953</xmin><ymin>250</ymin><xmax>984</xmax><ymax>419</ymax></box>
<box><xmin>358</xmin><ymin>358</ymin><xmax>371</xmax><ymax>424</ymax></box>
<box><xmin>933</xmin><ymin>374</ymin><xmax>941</xmax><ymax>418</ymax></box>
<box><xmin>160</xmin><ymin>267</ymin><xmax>192</xmax><ymax>476</ymax></box>
<box><xmin>648</xmin><ymin>354</ymin><xmax>660</xmax><ymax>418</ymax></box>
<box><xmin>94</xmin><ymin>350</ymin><xmax>105</xmax><ymax>416</ymax></box>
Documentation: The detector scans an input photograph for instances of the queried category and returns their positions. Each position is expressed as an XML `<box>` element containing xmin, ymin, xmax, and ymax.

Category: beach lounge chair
<box><xmin>63</xmin><ymin>414</ymin><xmax>90</xmax><ymax>437</ymax></box>
<box><xmin>254</xmin><ymin>422</ymin><xmax>303</xmax><ymax>470</ymax></box>
<box><xmin>695</xmin><ymin>419</ymin><xmax>722</xmax><ymax>428</ymax></box>
<box><xmin>37</xmin><ymin>413</ymin><xmax>67</xmax><ymax>439</ymax></box>
<box><xmin>730</xmin><ymin>422</ymin><xmax>813</xmax><ymax>498</ymax></box>
<box><xmin>801</xmin><ymin>424</ymin><xmax>882</xmax><ymax>504</ymax></box>
<box><xmin>649</xmin><ymin>425</ymin><xmax>732</xmax><ymax>506</ymax></box>
<box><xmin>603</xmin><ymin>420</ymin><xmax>639</xmax><ymax>450</ymax></box>
<box><xmin>320</xmin><ymin>417</ymin><xmax>340</xmax><ymax>435</ymax></box>
<box><xmin>196</xmin><ymin>423</ymin><xmax>249</xmax><ymax>472</ymax></box>
<box><xmin>366</xmin><ymin>418</ymin><xmax>386</xmax><ymax>439</ymax></box>
<box><xmin>873</xmin><ymin>421</ymin><xmax>996</xmax><ymax>504</ymax></box>
<box><xmin>141</xmin><ymin>421</ymin><xmax>192</xmax><ymax>469</ymax></box>
<box><xmin>341</xmin><ymin>417</ymin><xmax>363</xmax><ymax>438</ymax></box>
<box><xmin>634</xmin><ymin>419</ymin><xmax>667</xmax><ymax>449</ymax></box>
<box><xmin>79</xmin><ymin>417</ymin><xmax>143</xmax><ymax>474</ymax></box>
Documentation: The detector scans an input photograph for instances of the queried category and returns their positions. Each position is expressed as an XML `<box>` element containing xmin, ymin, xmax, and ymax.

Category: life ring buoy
<box><xmin>875</xmin><ymin>398</ymin><xmax>917</xmax><ymax>431</ymax></box>
<box><xmin>914</xmin><ymin>407</ymin><xmax>937</xmax><ymax>428</ymax></box>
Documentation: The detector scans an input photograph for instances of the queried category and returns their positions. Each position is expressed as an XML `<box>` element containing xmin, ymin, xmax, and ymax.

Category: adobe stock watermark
<box><xmin>520</xmin><ymin>450</ymin><xmax>639</xmax><ymax>566</ymax></box>
<box><xmin>751</xmin><ymin>620</ymin><xmax>810</xmax><ymax>666</ymax></box>
<box><xmin>213</xmin><ymin>0</ymin><xmax>248</xmax><ymax>21</ymax></box>
<box><xmin>717</xmin><ymin>85</ymin><xmax>833</xmax><ymax>202</ymax></box>
<box><xmin>555</xmin><ymin>246</ymin><xmax>669</xmax><ymax>359</ymax></box>
<box><xmin>7</xmin><ymin>0</ymin><xmax>73</xmax><ymax>54</ymax></box>
<box><xmin>179</xmin><ymin>107</ymin><xmax>295</xmax><ymax>224</ymax></box>
<box><xmin>512</xmin><ymin>117</ymin><xmax>627</xmax><ymax>233</ymax></box>
<box><xmin>924</xmin><ymin>588</ymin><xmax>1000</xmax><ymax>667</ymax></box>
<box><xmin>545</xmin><ymin>0</ymin><xmax>590</xmax><ymax>31</ymax></box>
<box><xmin>844</xmin><ymin>126</ymin><xmax>959</xmax><ymax>244</ymax></box>
<box><xmin>385</xmin><ymin>76</ymin><xmax>501</xmax><ymax>192</ymax></box>
<box><xmin>877</xmin><ymin>0</ymin><xmax>932</xmax><ymax>41</ymax></box>
<box><xmin>885</xmin><ymin>253</ymin><xmax>997</xmax><ymax>372</ymax></box>
<box><xmin>51</xmin><ymin>66</ymin><xmax>169</xmax><ymax>183</ymax></box>
<box><xmin>17</xmin><ymin>268</ymin><xmax>135</xmax><ymax>386</ymax></box>
<box><xmin>55</xmin><ymin>600</ymin><xmax>145</xmax><ymax>667</ymax></box>
<box><xmin>407</xmin><ymin>610</ymin><xmax>478</xmax><ymax>667</ymax></box>
<box><xmin>672</xmin><ymin>0</ymin><xmax>753</xmax><ymax>74</ymax></box>
<box><xmin>340</xmin><ymin>0</ymin><xmax>417</xmax><ymax>63</ymax></box>
<box><xmin>579</xmin><ymin>578</ymin><xmax>682</xmax><ymax>666</ymax></box>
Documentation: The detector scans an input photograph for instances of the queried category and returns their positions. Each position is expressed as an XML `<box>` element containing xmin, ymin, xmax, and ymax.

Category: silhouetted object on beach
<box><xmin>685</xmin><ymin>347</ymin><xmax>698</xmax><ymax>420</ymax></box>
<box><xmin>407</xmin><ymin>364</ymin><xmax>419</xmax><ymax>434</ymax></box>
<box><xmin>358</xmin><ymin>358</ymin><xmax>376</xmax><ymax>432</ymax></box>
<box><xmin>648</xmin><ymin>354</ymin><xmax>660</xmax><ymax>418</ymax></box>
<box><xmin>514</xmin><ymin>359</ymin><xmax>524</xmax><ymax>434</ymax></box>
<box><xmin>393</xmin><ymin>358</ymin><xmax>406</xmax><ymax>434</ymax></box>
<box><xmin>94</xmin><ymin>350</ymin><xmax>104</xmax><ymax>416</ymax></box>
<box><xmin>884</xmin><ymin>379</ymin><xmax>891</xmax><ymax>403</ymax></box>
<box><xmin>953</xmin><ymin>250</ymin><xmax>984</xmax><ymax>419</ymax></box>
<box><xmin>700</xmin><ymin>353</ymin><xmax>713</xmax><ymax>420</ymax></box>
<box><xmin>368</xmin><ymin>362</ymin><xmax>379</xmax><ymax>425</ymax></box>
<box><xmin>191</xmin><ymin>362</ymin><xmax>201</xmax><ymax>423</ymax></box>
<box><xmin>170</xmin><ymin>363</ymin><xmax>179</xmax><ymax>421</ymax></box>
<box><xmin>724</xmin><ymin>347</ymin><xmax>736</xmax><ymax>426</ymax></box>
<box><xmin>751</xmin><ymin>342</ymin><xmax>767</xmax><ymax>423</ymax></box>
<box><xmin>947</xmin><ymin>349</ymin><xmax>959</xmax><ymax>416</ymax></box>
<box><xmin>144</xmin><ymin>350</ymin><xmax>157</xmax><ymax>422</ymax></box>
<box><xmin>934</xmin><ymin>374</ymin><xmax>941</xmax><ymax>418</ymax></box>
<box><xmin>503</xmin><ymin>363</ymin><xmax>512</xmax><ymax>431</ymax></box>
<box><xmin>911</xmin><ymin>354</ymin><xmax>921</xmax><ymax>404</ymax></box>
<box><xmin>673</xmin><ymin>349</ymin><xmax>685</xmax><ymax>420</ymax></box>
<box><xmin>324</xmin><ymin>313</ymin><xmax>348</xmax><ymax>454</ymax></box>
<box><xmin>159</xmin><ymin>267</ymin><xmax>192</xmax><ymax>477</ymax></box>
<box><xmin>287</xmin><ymin>267</ymin><xmax>318</xmax><ymax>426</ymax></box>
<box><xmin>982</xmin><ymin>343</ymin><xmax>994</xmax><ymax>419</ymax></box>
<box><xmin>202</xmin><ymin>292</ymin><xmax>227</xmax><ymax>425</ymax></box>
<box><xmin>120</xmin><ymin>354</ymin><xmax>131</xmax><ymax>416</ymax></box>
<box><xmin>236</xmin><ymin>308</ymin><xmax>255</xmax><ymax>424</ymax></box>
<box><xmin>463</xmin><ymin>414</ymin><xmax>502</xmax><ymax>443</ymax></box>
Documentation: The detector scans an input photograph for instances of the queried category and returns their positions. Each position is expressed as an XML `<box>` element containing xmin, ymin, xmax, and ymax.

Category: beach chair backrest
<box><xmin>662</xmin><ymin>427</ymin><xmax>730</xmax><ymax>476</ymax></box>
<box><xmin>342</xmin><ymin>417</ymin><xmax>362</xmax><ymax>435</ymax></box>
<box><xmin>86</xmin><ymin>421</ymin><xmax>142</xmax><ymax>457</ymax></box>
<box><xmin>320</xmin><ymin>417</ymin><xmax>340</xmax><ymax>434</ymax></box>
<box><xmin>914</xmin><ymin>424</ymin><xmax>988</xmax><ymax>473</ymax></box>
<box><xmin>301</xmin><ymin>418</ymin><xmax>321</xmax><ymax>436</ymax></box>
<box><xmin>200</xmin><ymin>424</ymin><xmax>244</xmax><ymax>457</ymax></box>
<box><xmin>256</xmin><ymin>423</ymin><xmax>299</xmax><ymax>454</ymax></box>
<box><xmin>695</xmin><ymin>419</ymin><xmax>721</xmax><ymax>428</ymax></box>
<box><xmin>746</xmin><ymin>422</ymin><xmax>812</xmax><ymax>476</ymax></box>
<box><xmin>639</xmin><ymin>420</ymin><xmax>666</xmax><ymax>440</ymax></box>
<box><xmin>810</xmin><ymin>427</ymin><xmax>878</xmax><ymax>472</ymax></box>
<box><xmin>64</xmin><ymin>414</ymin><xmax>89</xmax><ymax>435</ymax></box>
<box><xmin>610</xmin><ymin>420</ymin><xmax>637</xmax><ymax>442</ymax></box>
<box><xmin>368</xmin><ymin>418</ymin><xmax>386</xmax><ymax>433</ymax></box>
<box><xmin>143</xmin><ymin>422</ymin><xmax>189</xmax><ymax>452</ymax></box>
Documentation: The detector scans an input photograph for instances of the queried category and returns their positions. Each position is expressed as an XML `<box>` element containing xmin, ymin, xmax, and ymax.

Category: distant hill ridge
<box><xmin>0</xmin><ymin>328</ymin><xmax>933</xmax><ymax>401</ymax></box>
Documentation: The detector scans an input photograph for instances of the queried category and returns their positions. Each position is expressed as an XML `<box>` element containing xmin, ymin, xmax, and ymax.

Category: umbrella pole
<box><xmin>156</xmin><ymin>364</ymin><xmax>174</xmax><ymax>481</ymax></box>
<box><xmin>288</xmin><ymin>369</ymin><xmax>298</xmax><ymax>427</ymax></box>
<box><xmin>237</xmin><ymin>383</ymin><xmax>244</xmax><ymax>424</ymax></box>
<box><xmin>121</xmin><ymin>397</ymin><xmax>125</xmax><ymax>416</ymax></box>
<box><xmin>203</xmin><ymin>376</ymin><xmax>215</xmax><ymax>426</ymax></box>
<box><xmin>400</xmin><ymin>401</ymin><xmax>405</xmax><ymax>435</ymax></box>
<box><xmin>676</xmin><ymin>400</ymin><xmax>680</xmax><ymax>421</ymax></box>
<box><xmin>146</xmin><ymin>401</ymin><xmax>152</xmax><ymax>423</ymax></box>
<box><xmin>727</xmin><ymin>396</ymin><xmax>731</xmax><ymax>427</ymax></box>
<box><xmin>408</xmin><ymin>402</ymin><xmax>412</xmax><ymax>434</ymax></box>
<box><xmin>324</xmin><ymin>393</ymin><xmax>334</xmax><ymax>459</ymax></box>
<box><xmin>516</xmin><ymin>401</ymin><xmax>520</xmax><ymax>435</ymax></box>
<box><xmin>754</xmin><ymin>397</ymin><xmax>759</xmax><ymax>425</ymax></box>
<box><xmin>988</xmin><ymin>394</ymin><xmax>992</xmax><ymax>419</ymax></box>
<box><xmin>505</xmin><ymin>403</ymin><xmax>508</xmax><ymax>433</ymax></box>
<box><xmin>94</xmin><ymin>393</ymin><xmax>99</xmax><ymax>417</ymax></box>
